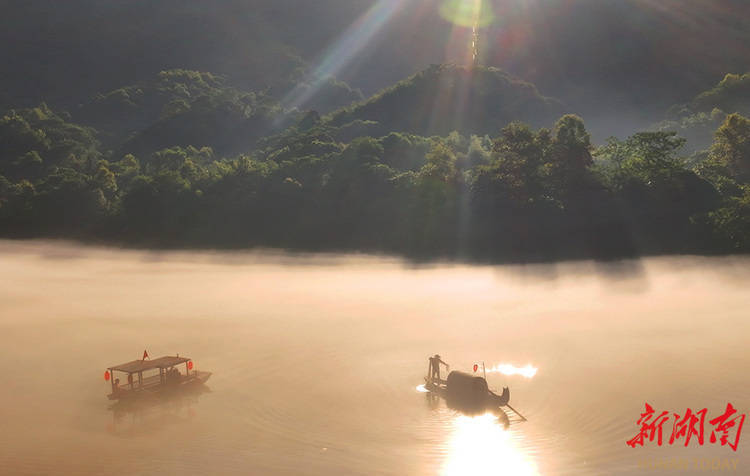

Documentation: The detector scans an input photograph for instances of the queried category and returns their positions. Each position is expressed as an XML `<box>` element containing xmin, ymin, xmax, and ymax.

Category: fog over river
<box><xmin>1</xmin><ymin>241</ymin><xmax>748</xmax><ymax>475</ymax></box>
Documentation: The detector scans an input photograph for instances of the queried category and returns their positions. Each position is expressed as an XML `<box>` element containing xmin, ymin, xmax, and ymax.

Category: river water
<box><xmin>0</xmin><ymin>241</ymin><xmax>748</xmax><ymax>475</ymax></box>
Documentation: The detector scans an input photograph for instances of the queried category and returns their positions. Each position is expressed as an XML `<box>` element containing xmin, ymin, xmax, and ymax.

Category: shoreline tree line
<box><xmin>1</xmin><ymin>68</ymin><xmax>749</xmax><ymax>262</ymax></box>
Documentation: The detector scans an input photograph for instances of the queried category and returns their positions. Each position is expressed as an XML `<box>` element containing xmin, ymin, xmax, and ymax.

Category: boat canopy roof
<box><xmin>109</xmin><ymin>356</ymin><xmax>190</xmax><ymax>373</ymax></box>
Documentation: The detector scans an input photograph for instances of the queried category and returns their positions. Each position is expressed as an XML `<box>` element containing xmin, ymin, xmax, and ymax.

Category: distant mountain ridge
<box><xmin>58</xmin><ymin>65</ymin><xmax>563</xmax><ymax>157</ymax></box>
<box><xmin>657</xmin><ymin>73</ymin><xmax>750</xmax><ymax>154</ymax></box>
<box><xmin>1</xmin><ymin>0</ymin><xmax>748</xmax><ymax>138</ymax></box>
<box><xmin>326</xmin><ymin>64</ymin><xmax>563</xmax><ymax>137</ymax></box>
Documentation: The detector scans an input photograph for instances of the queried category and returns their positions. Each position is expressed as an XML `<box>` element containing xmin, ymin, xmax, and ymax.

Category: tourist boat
<box><xmin>105</xmin><ymin>355</ymin><xmax>211</xmax><ymax>400</ymax></box>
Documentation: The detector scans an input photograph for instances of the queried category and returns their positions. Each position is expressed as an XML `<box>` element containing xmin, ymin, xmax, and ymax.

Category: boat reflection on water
<box><xmin>442</xmin><ymin>413</ymin><xmax>539</xmax><ymax>476</ymax></box>
<box><xmin>107</xmin><ymin>384</ymin><xmax>210</xmax><ymax>437</ymax></box>
<box><xmin>418</xmin><ymin>382</ymin><xmax>536</xmax><ymax>475</ymax></box>
<box><xmin>420</xmin><ymin>383</ymin><xmax>511</xmax><ymax>427</ymax></box>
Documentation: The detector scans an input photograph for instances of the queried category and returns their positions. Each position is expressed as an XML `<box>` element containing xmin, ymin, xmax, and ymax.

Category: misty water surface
<box><xmin>1</xmin><ymin>241</ymin><xmax>748</xmax><ymax>475</ymax></box>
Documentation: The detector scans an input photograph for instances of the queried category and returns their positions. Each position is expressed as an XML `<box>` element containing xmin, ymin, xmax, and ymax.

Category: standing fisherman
<box><xmin>428</xmin><ymin>354</ymin><xmax>449</xmax><ymax>385</ymax></box>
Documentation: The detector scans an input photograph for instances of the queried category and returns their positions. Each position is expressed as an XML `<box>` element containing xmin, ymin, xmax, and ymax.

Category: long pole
<box><xmin>482</xmin><ymin>361</ymin><xmax>486</xmax><ymax>380</ymax></box>
<box><xmin>505</xmin><ymin>403</ymin><xmax>527</xmax><ymax>421</ymax></box>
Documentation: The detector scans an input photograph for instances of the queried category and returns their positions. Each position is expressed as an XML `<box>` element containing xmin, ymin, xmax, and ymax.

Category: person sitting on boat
<box><xmin>167</xmin><ymin>367</ymin><xmax>181</xmax><ymax>384</ymax></box>
<box><xmin>429</xmin><ymin>354</ymin><xmax>449</xmax><ymax>384</ymax></box>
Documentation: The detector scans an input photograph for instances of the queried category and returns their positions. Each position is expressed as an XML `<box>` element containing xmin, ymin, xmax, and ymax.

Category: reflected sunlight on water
<box><xmin>485</xmin><ymin>364</ymin><xmax>538</xmax><ymax>378</ymax></box>
<box><xmin>442</xmin><ymin>414</ymin><xmax>539</xmax><ymax>476</ymax></box>
<box><xmin>2</xmin><ymin>241</ymin><xmax>750</xmax><ymax>475</ymax></box>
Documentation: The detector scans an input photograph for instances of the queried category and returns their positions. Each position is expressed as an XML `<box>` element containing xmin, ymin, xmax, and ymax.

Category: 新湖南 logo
<box><xmin>627</xmin><ymin>403</ymin><xmax>746</xmax><ymax>451</ymax></box>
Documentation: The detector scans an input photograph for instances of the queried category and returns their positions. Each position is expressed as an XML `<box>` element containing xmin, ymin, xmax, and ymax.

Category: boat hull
<box><xmin>424</xmin><ymin>372</ymin><xmax>510</xmax><ymax>410</ymax></box>
<box><xmin>108</xmin><ymin>371</ymin><xmax>212</xmax><ymax>400</ymax></box>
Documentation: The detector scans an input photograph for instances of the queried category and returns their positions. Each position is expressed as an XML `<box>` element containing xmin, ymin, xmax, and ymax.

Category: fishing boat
<box><xmin>425</xmin><ymin>371</ymin><xmax>510</xmax><ymax>408</ymax></box>
<box><xmin>423</xmin><ymin>356</ymin><xmax>525</xmax><ymax>421</ymax></box>
<box><xmin>105</xmin><ymin>354</ymin><xmax>211</xmax><ymax>400</ymax></box>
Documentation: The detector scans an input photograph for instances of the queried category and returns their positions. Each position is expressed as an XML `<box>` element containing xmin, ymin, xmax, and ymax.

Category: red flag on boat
<box><xmin>142</xmin><ymin>349</ymin><xmax>149</xmax><ymax>360</ymax></box>
<box><xmin>473</xmin><ymin>364</ymin><xmax>479</xmax><ymax>372</ymax></box>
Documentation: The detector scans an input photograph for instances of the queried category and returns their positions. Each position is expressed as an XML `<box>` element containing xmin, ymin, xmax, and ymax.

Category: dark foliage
<box><xmin>657</xmin><ymin>73</ymin><xmax>750</xmax><ymax>154</ymax></box>
<box><xmin>2</xmin><ymin>97</ymin><xmax>748</xmax><ymax>261</ymax></box>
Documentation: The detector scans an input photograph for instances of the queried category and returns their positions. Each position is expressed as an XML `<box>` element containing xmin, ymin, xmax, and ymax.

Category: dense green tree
<box><xmin>706</xmin><ymin>186</ymin><xmax>750</xmax><ymax>251</ymax></box>
<box><xmin>595</xmin><ymin>131</ymin><xmax>686</xmax><ymax>188</ymax></box>
<box><xmin>419</xmin><ymin>142</ymin><xmax>459</xmax><ymax>184</ymax></box>
<box><xmin>548</xmin><ymin>114</ymin><xmax>593</xmax><ymax>177</ymax></box>
<box><xmin>0</xmin><ymin>104</ymin><xmax>100</xmax><ymax>181</ymax></box>
<box><xmin>0</xmin><ymin>103</ymin><xmax>747</xmax><ymax>258</ymax></box>
<box><xmin>379</xmin><ymin>132</ymin><xmax>431</xmax><ymax>171</ymax></box>
<box><xmin>709</xmin><ymin>113</ymin><xmax>750</xmax><ymax>183</ymax></box>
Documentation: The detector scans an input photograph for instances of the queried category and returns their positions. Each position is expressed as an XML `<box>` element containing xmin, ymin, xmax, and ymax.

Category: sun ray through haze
<box><xmin>281</xmin><ymin>0</ymin><xmax>410</xmax><ymax>111</ymax></box>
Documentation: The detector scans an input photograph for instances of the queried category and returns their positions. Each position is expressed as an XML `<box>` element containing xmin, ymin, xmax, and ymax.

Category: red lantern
<box><xmin>104</xmin><ymin>370</ymin><xmax>110</xmax><ymax>381</ymax></box>
<box><xmin>188</xmin><ymin>361</ymin><xmax>193</xmax><ymax>370</ymax></box>
<box><xmin>473</xmin><ymin>364</ymin><xmax>478</xmax><ymax>373</ymax></box>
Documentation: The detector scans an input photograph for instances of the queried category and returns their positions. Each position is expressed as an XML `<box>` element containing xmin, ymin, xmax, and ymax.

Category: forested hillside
<box><xmin>2</xmin><ymin>0</ymin><xmax>748</xmax><ymax>128</ymax></box>
<box><xmin>0</xmin><ymin>0</ymin><xmax>370</xmax><ymax>109</ymax></box>
<box><xmin>657</xmin><ymin>73</ymin><xmax>750</xmax><ymax>155</ymax></box>
<box><xmin>1</xmin><ymin>1</ymin><xmax>750</xmax><ymax>261</ymax></box>
<box><xmin>2</xmin><ymin>93</ymin><xmax>749</xmax><ymax>259</ymax></box>
<box><xmin>326</xmin><ymin>65</ymin><xmax>561</xmax><ymax>137</ymax></box>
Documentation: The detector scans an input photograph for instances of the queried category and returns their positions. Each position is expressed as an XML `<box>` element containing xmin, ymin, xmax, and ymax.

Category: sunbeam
<box><xmin>281</xmin><ymin>0</ymin><xmax>409</xmax><ymax>111</ymax></box>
